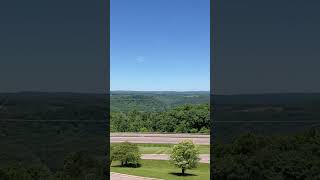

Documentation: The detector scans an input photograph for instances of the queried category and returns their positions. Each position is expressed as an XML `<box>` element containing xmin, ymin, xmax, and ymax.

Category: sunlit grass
<box><xmin>111</xmin><ymin>160</ymin><xmax>209</xmax><ymax>180</ymax></box>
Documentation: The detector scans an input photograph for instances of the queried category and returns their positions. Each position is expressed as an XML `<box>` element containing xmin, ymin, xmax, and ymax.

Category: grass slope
<box><xmin>111</xmin><ymin>160</ymin><xmax>209</xmax><ymax>180</ymax></box>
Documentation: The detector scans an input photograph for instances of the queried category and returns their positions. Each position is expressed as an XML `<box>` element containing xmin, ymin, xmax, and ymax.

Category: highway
<box><xmin>111</xmin><ymin>133</ymin><xmax>210</xmax><ymax>145</ymax></box>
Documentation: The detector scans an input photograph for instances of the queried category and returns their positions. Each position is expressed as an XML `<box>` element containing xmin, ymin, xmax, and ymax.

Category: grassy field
<box><xmin>111</xmin><ymin>160</ymin><xmax>210</xmax><ymax>180</ymax></box>
<box><xmin>111</xmin><ymin>143</ymin><xmax>210</xmax><ymax>154</ymax></box>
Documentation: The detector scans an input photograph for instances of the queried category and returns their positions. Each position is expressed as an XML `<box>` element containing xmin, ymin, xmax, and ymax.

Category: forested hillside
<box><xmin>214</xmin><ymin>93</ymin><xmax>320</xmax><ymax>142</ymax></box>
<box><xmin>110</xmin><ymin>91</ymin><xmax>210</xmax><ymax>133</ymax></box>
<box><xmin>110</xmin><ymin>91</ymin><xmax>209</xmax><ymax>112</ymax></box>
<box><xmin>0</xmin><ymin>92</ymin><xmax>107</xmax><ymax>120</ymax></box>
<box><xmin>213</xmin><ymin>93</ymin><xmax>320</xmax><ymax>179</ymax></box>
<box><xmin>0</xmin><ymin>92</ymin><xmax>107</xmax><ymax>178</ymax></box>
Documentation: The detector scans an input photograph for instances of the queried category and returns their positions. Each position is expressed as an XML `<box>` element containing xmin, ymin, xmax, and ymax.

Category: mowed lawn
<box><xmin>111</xmin><ymin>160</ymin><xmax>210</xmax><ymax>180</ymax></box>
<box><xmin>111</xmin><ymin>143</ymin><xmax>210</xmax><ymax>154</ymax></box>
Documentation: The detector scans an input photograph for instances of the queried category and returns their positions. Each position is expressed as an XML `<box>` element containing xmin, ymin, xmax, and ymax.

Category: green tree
<box><xmin>110</xmin><ymin>112</ymin><xmax>129</xmax><ymax>132</ymax></box>
<box><xmin>111</xmin><ymin>142</ymin><xmax>141</xmax><ymax>167</ymax></box>
<box><xmin>170</xmin><ymin>140</ymin><xmax>200</xmax><ymax>175</ymax></box>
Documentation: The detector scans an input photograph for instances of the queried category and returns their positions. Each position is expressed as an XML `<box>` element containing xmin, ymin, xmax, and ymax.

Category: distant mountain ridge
<box><xmin>213</xmin><ymin>93</ymin><xmax>320</xmax><ymax>105</ymax></box>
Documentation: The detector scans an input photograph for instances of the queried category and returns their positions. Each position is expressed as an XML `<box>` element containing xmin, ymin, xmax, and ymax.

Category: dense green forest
<box><xmin>212</xmin><ymin>127</ymin><xmax>320</xmax><ymax>179</ymax></box>
<box><xmin>111</xmin><ymin>103</ymin><xmax>210</xmax><ymax>133</ymax></box>
<box><xmin>0</xmin><ymin>151</ymin><xmax>105</xmax><ymax>180</ymax></box>
<box><xmin>0</xmin><ymin>92</ymin><xmax>107</xmax><ymax>179</ymax></box>
<box><xmin>0</xmin><ymin>121</ymin><xmax>107</xmax><ymax>179</ymax></box>
<box><xmin>212</xmin><ymin>93</ymin><xmax>320</xmax><ymax>179</ymax></box>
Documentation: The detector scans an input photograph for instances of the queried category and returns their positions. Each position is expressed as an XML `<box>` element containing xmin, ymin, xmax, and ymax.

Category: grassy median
<box><xmin>111</xmin><ymin>159</ymin><xmax>209</xmax><ymax>180</ymax></box>
<box><xmin>111</xmin><ymin>143</ymin><xmax>210</xmax><ymax>154</ymax></box>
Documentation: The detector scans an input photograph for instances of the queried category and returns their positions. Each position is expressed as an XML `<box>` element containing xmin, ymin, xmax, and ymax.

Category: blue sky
<box><xmin>110</xmin><ymin>0</ymin><xmax>210</xmax><ymax>91</ymax></box>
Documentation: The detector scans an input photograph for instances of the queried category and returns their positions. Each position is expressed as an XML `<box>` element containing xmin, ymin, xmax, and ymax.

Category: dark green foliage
<box><xmin>212</xmin><ymin>128</ymin><xmax>320</xmax><ymax>180</ymax></box>
<box><xmin>0</xmin><ymin>152</ymin><xmax>105</xmax><ymax>180</ymax></box>
<box><xmin>111</xmin><ymin>142</ymin><xmax>141</xmax><ymax>167</ymax></box>
<box><xmin>0</xmin><ymin>163</ymin><xmax>52</xmax><ymax>180</ymax></box>
<box><xmin>199</xmin><ymin>127</ymin><xmax>210</xmax><ymax>134</ymax></box>
<box><xmin>0</xmin><ymin>92</ymin><xmax>107</xmax><ymax>120</ymax></box>
<box><xmin>214</xmin><ymin>93</ymin><xmax>320</xmax><ymax>142</ymax></box>
<box><xmin>0</xmin><ymin>93</ymin><xmax>106</xmax><ymax>179</ymax></box>
<box><xmin>60</xmin><ymin>152</ymin><xmax>104</xmax><ymax>179</ymax></box>
<box><xmin>111</xmin><ymin>104</ymin><xmax>210</xmax><ymax>133</ymax></box>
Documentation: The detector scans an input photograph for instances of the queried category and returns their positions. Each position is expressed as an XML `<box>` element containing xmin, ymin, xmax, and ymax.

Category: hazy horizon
<box><xmin>4</xmin><ymin>90</ymin><xmax>320</xmax><ymax>95</ymax></box>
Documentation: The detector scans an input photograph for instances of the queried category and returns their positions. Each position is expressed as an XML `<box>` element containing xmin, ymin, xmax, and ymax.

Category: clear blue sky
<box><xmin>110</xmin><ymin>0</ymin><xmax>210</xmax><ymax>91</ymax></box>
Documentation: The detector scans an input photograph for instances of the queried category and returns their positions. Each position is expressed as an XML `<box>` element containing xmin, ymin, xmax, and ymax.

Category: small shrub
<box><xmin>199</xmin><ymin>127</ymin><xmax>210</xmax><ymax>134</ymax></box>
<box><xmin>139</xmin><ymin>127</ymin><xmax>148</xmax><ymax>132</ymax></box>
<box><xmin>190</xmin><ymin>128</ymin><xmax>198</xmax><ymax>133</ymax></box>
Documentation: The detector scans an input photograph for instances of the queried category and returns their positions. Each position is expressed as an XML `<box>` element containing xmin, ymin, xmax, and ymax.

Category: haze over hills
<box><xmin>3</xmin><ymin>91</ymin><xmax>320</xmax><ymax>115</ymax></box>
<box><xmin>212</xmin><ymin>93</ymin><xmax>320</xmax><ymax>143</ymax></box>
<box><xmin>111</xmin><ymin>91</ymin><xmax>210</xmax><ymax>112</ymax></box>
<box><xmin>213</xmin><ymin>93</ymin><xmax>320</xmax><ymax>105</ymax></box>
<box><xmin>0</xmin><ymin>92</ymin><xmax>107</xmax><ymax>120</ymax></box>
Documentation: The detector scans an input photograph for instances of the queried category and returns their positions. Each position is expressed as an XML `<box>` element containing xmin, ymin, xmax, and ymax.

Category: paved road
<box><xmin>141</xmin><ymin>154</ymin><xmax>210</xmax><ymax>163</ymax></box>
<box><xmin>111</xmin><ymin>172</ymin><xmax>162</xmax><ymax>180</ymax></box>
<box><xmin>111</xmin><ymin>133</ymin><xmax>210</xmax><ymax>145</ymax></box>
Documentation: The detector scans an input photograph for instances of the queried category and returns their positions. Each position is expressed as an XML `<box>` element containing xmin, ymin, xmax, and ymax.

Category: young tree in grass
<box><xmin>111</xmin><ymin>141</ymin><xmax>141</xmax><ymax>167</ymax></box>
<box><xmin>170</xmin><ymin>140</ymin><xmax>200</xmax><ymax>175</ymax></box>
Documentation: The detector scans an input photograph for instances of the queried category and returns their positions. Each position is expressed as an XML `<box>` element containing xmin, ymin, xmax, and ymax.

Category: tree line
<box><xmin>110</xmin><ymin>103</ymin><xmax>210</xmax><ymax>133</ymax></box>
